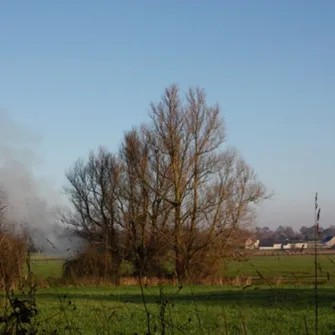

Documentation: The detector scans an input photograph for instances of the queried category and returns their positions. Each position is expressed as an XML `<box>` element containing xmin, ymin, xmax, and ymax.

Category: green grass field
<box><xmin>13</xmin><ymin>285</ymin><xmax>335</xmax><ymax>334</ymax></box>
<box><xmin>224</xmin><ymin>254</ymin><xmax>335</xmax><ymax>279</ymax></box>
<box><xmin>29</xmin><ymin>254</ymin><xmax>335</xmax><ymax>280</ymax></box>
<box><xmin>16</xmin><ymin>254</ymin><xmax>335</xmax><ymax>334</ymax></box>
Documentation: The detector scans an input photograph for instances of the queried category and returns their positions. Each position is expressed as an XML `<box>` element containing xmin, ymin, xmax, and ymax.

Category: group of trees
<box><xmin>63</xmin><ymin>85</ymin><xmax>267</xmax><ymax>284</ymax></box>
<box><xmin>255</xmin><ymin>225</ymin><xmax>335</xmax><ymax>241</ymax></box>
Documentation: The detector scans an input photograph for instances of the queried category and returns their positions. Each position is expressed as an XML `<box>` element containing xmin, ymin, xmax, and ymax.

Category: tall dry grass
<box><xmin>0</xmin><ymin>232</ymin><xmax>26</xmax><ymax>289</ymax></box>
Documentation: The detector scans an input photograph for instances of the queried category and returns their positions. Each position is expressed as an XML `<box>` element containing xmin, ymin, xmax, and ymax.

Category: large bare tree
<box><xmin>64</xmin><ymin>84</ymin><xmax>268</xmax><ymax>283</ymax></box>
<box><xmin>144</xmin><ymin>85</ymin><xmax>267</xmax><ymax>279</ymax></box>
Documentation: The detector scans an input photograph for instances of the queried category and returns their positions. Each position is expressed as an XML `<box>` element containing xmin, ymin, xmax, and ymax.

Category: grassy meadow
<box><xmin>10</xmin><ymin>285</ymin><xmax>335</xmax><ymax>334</ymax></box>
<box><xmin>8</xmin><ymin>253</ymin><xmax>334</xmax><ymax>334</ymax></box>
<box><xmin>29</xmin><ymin>253</ymin><xmax>335</xmax><ymax>281</ymax></box>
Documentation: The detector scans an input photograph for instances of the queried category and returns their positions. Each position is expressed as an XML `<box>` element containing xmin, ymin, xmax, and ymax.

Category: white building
<box><xmin>245</xmin><ymin>238</ymin><xmax>259</xmax><ymax>249</ymax></box>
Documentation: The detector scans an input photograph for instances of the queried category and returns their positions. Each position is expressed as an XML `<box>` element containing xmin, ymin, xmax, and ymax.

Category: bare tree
<box><xmin>255</xmin><ymin>226</ymin><xmax>274</xmax><ymax>240</ymax></box>
<box><xmin>63</xmin><ymin>147</ymin><xmax>123</xmax><ymax>285</ymax></box>
<box><xmin>146</xmin><ymin>85</ymin><xmax>267</xmax><ymax>280</ymax></box>
<box><xmin>119</xmin><ymin>127</ymin><xmax>173</xmax><ymax>276</ymax></box>
<box><xmin>64</xmin><ymin>84</ymin><xmax>268</xmax><ymax>283</ymax></box>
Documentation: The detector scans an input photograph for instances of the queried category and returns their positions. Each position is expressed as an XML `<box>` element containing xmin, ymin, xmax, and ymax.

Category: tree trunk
<box><xmin>174</xmin><ymin>204</ymin><xmax>186</xmax><ymax>280</ymax></box>
<box><xmin>111</xmin><ymin>250</ymin><xmax>121</xmax><ymax>286</ymax></box>
<box><xmin>109</xmin><ymin>229</ymin><xmax>121</xmax><ymax>286</ymax></box>
<box><xmin>175</xmin><ymin>249</ymin><xmax>186</xmax><ymax>280</ymax></box>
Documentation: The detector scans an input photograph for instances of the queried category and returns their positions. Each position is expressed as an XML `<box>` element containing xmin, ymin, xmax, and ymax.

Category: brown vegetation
<box><xmin>63</xmin><ymin>84</ymin><xmax>268</xmax><ymax>284</ymax></box>
<box><xmin>0</xmin><ymin>193</ymin><xmax>29</xmax><ymax>289</ymax></box>
<box><xmin>0</xmin><ymin>232</ymin><xmax>26</xmax><ymax>289</ymax></box>
<box><xmin>63</xmin><ymin>245</ymin><xmax>114</xmax><ymax>283</ymax></box>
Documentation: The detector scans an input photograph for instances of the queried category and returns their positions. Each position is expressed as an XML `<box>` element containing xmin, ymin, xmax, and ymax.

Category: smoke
<box><xmin>0</xmin><ymin>110</ymin><xmax>83</xmax><ymax>256</ymax></box>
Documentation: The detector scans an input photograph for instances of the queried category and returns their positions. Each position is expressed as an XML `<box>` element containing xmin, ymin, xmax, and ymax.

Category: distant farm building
<box><xmin>245</xmin><ymin>238</ymin><xmax>259</xmax><ymax>249</ymax></box>
<box><xmin>284</xmin><ymin>242</ymin><xmax>307</xmax><ymax>250</ymax></box>
<box><xmin>245</xmin><ymin>238</ymin><xmax>309</xmax><ymax>251</ymax></box>
<box><xmin>258</xmin><ymin>240</ymin><xmax>276</xmax><ymax>250</ymax></box>
<box><xmin>321</xmin><ymin>236</ymin><xmax>335</xmax><ymax>248</ymax></box>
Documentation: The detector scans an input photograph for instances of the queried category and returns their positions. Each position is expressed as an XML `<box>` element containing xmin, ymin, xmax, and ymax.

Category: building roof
<box><xmin>322</xmin><ymin>236</ymin><xmax>334</xmax><ymax>243</ymax></box>
<box><xmin>259</xmin><ymin>239</ymin><xmax>274</xmax><ymax>247</ymax></box>
<box><xmin>259</xmin><ymin>239</ymin><xmax>306</xmax><ymax>247</ymax></box>
<box><xmin>277</xmin><ymin>234</ymin><xmax>288</xmax><ymax>241</ymax></box>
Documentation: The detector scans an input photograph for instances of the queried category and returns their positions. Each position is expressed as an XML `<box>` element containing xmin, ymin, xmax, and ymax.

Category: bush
<box><xmin>120</xmin><ymin>260</ymin><xmax>135</xmax><ymax>276</ymax></box>
<box><xmin>63</xmin><ymin>245</ymin><xmax>118</xmax><ymax>283</ymax></box>
<box><xmin>62</xmin><ymin>238</ymin><xmax>174</xmax><ymax>284</ymax></box>
<box><xmin>0</xmin><ymin>232</ymin><xmax>26</xmax><ymax>289</ymax></box>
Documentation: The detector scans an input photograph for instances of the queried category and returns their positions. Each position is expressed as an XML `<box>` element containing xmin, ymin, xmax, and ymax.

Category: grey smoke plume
<box><xmin>0</xmin><ymin>110</ymin><xmax>83</xmax><ymax>256</ymax></box>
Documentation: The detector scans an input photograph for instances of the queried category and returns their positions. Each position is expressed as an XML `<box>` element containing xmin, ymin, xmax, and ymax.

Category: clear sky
<box><xmin>1</xmin><ymin>0</ymin><xmax>334</xmax><ymax>229</ymax></box>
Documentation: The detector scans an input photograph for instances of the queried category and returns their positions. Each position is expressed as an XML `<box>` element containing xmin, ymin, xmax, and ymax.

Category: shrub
<box><xmin>62</xmin><ymin>245</ymin><xmax>117</xmax><ymax>283</ymax></box>
<box><xmin>0</xmin><ymin>232</ymin><xmax>26</xmax><ymax>289</ymax></box>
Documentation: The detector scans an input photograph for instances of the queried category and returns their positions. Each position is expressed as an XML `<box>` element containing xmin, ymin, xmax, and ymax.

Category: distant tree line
<box><xmin>62</xmin><ymin>85</ymin><xmax>268</xmax><ymax>285</ymax></box>
<box><xmin>255</xmin><ymin>225</ymin><xmax>335</xmax><ymax>241</ymax></box>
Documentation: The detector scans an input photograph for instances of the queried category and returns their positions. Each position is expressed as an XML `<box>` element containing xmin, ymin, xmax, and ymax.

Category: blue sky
<box><xmin>1</xmin><ymin>0</ymin><xmax>334</xmax><ymax>229</ymax></box>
